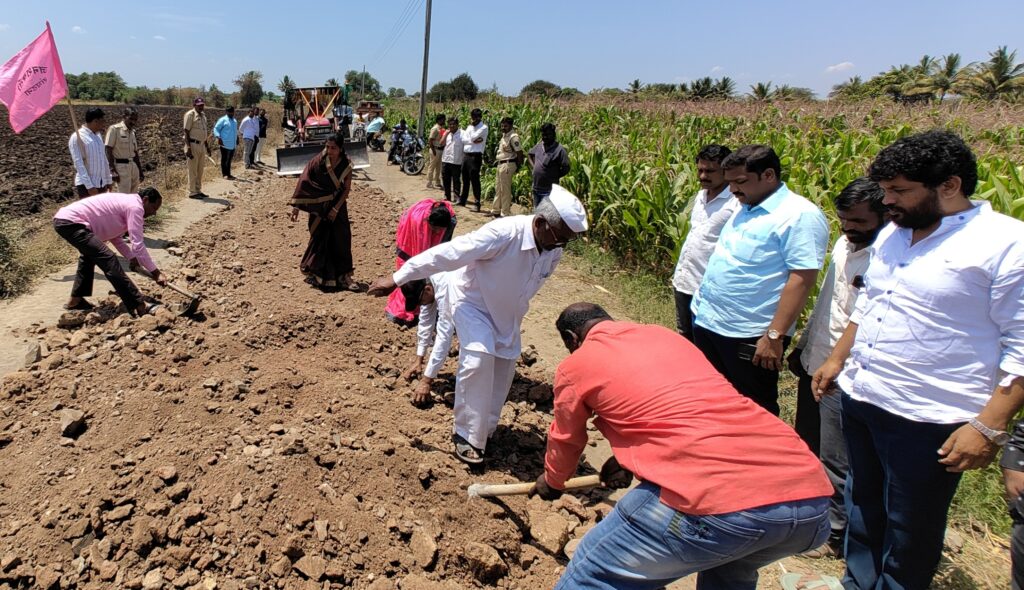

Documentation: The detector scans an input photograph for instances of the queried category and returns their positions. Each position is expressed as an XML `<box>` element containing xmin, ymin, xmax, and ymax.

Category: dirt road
<box><xmin>0</xmin><ymin>152</ymin><xmax>844</xmax><ymax>589</ymax></box>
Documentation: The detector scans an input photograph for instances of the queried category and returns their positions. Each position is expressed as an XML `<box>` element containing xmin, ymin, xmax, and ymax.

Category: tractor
<box><xmin>276</xmin><ymin>85</ymin><xmax>370</xmax><ymax>176</ymax></box>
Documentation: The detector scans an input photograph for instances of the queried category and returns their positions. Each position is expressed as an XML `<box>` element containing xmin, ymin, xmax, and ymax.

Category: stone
<box><xmin>154</xmin><ymin>465</ymin><xmax>178</xmax><ymax>483</ymax></box>
<box><xmin>268</xmin><ymin>556</ymin><xmax>291</xmax><ymax>577</ymax></box>
<box><xmin>563</xmin><ymin>538</ymin><xmax>581</xmax><ymax>559</ymax></box>
<box><xmin>142</xmin><ymin>567</ymin><xmax>163</xmax><ymax>589</ymax></box>
<box><xmin>68</xmin><ymin>329</ymin><xmax>89</xmax><ymax>348</ymax></box>
<box><xmin>24</xmin><ymin>342</ymin><xmax>41</xmax><ymax>366</ymax></box>
<box><xmin>136</xmin><ymin>315</ymin><xmax>160</xmax><ymax>333</ymax></box>
<box><xmin>529</xmin><ymin>510</ymin><xmax>570</xmax><ymax>554</ymax></box>
<box><xmin>292</xmin><ymin>556</ymin><xmax>326</xmax><ymax>581</ymax></box>
<box><xmin>106</xmin><ymin>503</ymin><xmax>135</xmax><ymax>522</ymax></box>
<box><xmin>97</xmin><ymin>559</ymin><xmax>119</xmax><ymax>581</ymax></box>
<box><xmin>180</xmin><ymin>504</ymin><xmax>205</xmax><ymax>524</ymax></box>
<box><xmin>280</xmin><ymin>534</ymin><xmax>304</xmax><ymax>559</ymax></box>
<box><xmin>34</xmin><ymin>565</ymin><xmax>61</xmax><ymax>589</ymax></box>
<box><xmin>229</xmin><ymin>492</ymin><xmax>244</xmax><ymax>511</ymax></box>
<box><xmin>58</xmin><ymin>408</ymin><xmax>86</xmax><ymax>438</ymax></box>
<box><xmin>268</xmin><ymin>423</ymin><xmax>285</xmax><ymax>435</ymax></box>
<box><xmin>57</xmin><ymin>311</ymin><xmax>87</xmax><ymax>329</ymax></box>
<box><xmin>42</xmin><ymin>353</ymin><xmax>64</xmax><ymax>371</ymax></box>
<box><xmin>165</xmin><ymin>482</ymin><xmax>192</xmax><ymax>502</ymax></box>
<box><xmin>137</xmin><ymin>342</ymin><xmax>157</xmax><ymax>355</ymax></box>
<box><xmin>409</xmin><ymin>529</ymin><xmax>438</xmax><ymax>569</ymax></box>
<box><xmin>313</xmin><ymin>519</ymin><xmax>328</xmax><ymax>542</ymax></box>
<box><xmin>0</xmin><ymin>551</ymin><xmax>22</xmax><ymax>571</ymax></box>
<box><xmin>462</xmin><ymin>542</ymin><xmax>507</xmax><ymax>583</ymax></box>
<box><xmin>527</xmin><ymin>383</ymin><xmax>553</xmax><ymax>403</ymax></box>
<box><xmin>519</xmin><ymin>345</ymin><xmax>538</xmax><ymax>367</ymax></box>
<box><xmin>202</xmin><ymin>379</ymin><xmax>221</xmax><ymax>391</ymax></box>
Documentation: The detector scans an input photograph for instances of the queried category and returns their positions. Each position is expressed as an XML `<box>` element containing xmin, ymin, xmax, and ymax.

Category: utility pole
<box><xmin>417</xmin><ymin>0</ymin><xmax>432</xmax><ymax>138</ymax></box>
<box><xmin>361</xmin><ymin>65</ymin><xmax>366</xmax><ymax>100</ymax></box>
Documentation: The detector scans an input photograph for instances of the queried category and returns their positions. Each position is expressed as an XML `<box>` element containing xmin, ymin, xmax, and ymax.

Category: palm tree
<box><xmin>960</xmin><ymin>46</ymin><xmax>1024</xmax><ymax>100</ymax></box>
<box><xmin>774</xmin><ymin>85</ymin><xmax>816</xmax><ymax>101</ymax></box>
<box><xmin>678</xmin><ymin>81</ymin><xmax>690</xmax><ymax>97</ymax></box>
<box><xmin>750</xmin><ymin>82</ymin><xmax>774</xmax><ymax>102</ymax></box>
<box><xmin>829</xmin><ymin>75</ymin><xmax>865</xmax><ymax>100</ymax></box>
<box><xmin>277</xmin><ymin>75</ymin><xmax>296</xmax><ymax>95</ymax></box>
<box><xmin>689</xmin><ymin>77</ymin><xmax>715</xmax><ymax>100</ymax></box>
<box><xmin>325</xmin><ymin>78</ymin><xmax>341</xmax><ymax>87</ymax></box>
<box><xmin>908</xmin><ymin>53</ymin><xmax>963</xmax><ymax>101</ymax></box>
<box><xmin>713</xmin><ymin>77</ymin><xmax>736</xmax><ymax>99</ymax></box>
<box><xmin>628</xmin><ymin>79</ymin><xmax>642</xmax><ymax>94</ymax></box>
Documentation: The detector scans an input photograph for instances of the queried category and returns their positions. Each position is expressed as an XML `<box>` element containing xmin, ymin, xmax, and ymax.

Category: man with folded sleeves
<box><xmin>368</xmin><ymin>185</ymin><xmax>588</xmax><ymax>465</ymax></box>
<box><xmin>104</xmin><ymin>108</ymin><xmax>144</xmax><ymax>194</ymax></box>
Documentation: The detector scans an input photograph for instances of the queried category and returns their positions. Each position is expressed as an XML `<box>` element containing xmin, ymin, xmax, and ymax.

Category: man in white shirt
<box><xmin>813</xmin><ymin>131</ymin><xmax>1024</xmax><ymax>589</ymax></box>
<box><xmin>786</xmin><ymin>177</ymin><xmax>886</xmax><ymax>559</ymax></box>
<box><xmin>368</xmin><ymin>186</ymin><xmax>588</xmax><ymax>464</ymax></box>
<box><xmin>440</xmin><ymin>117</ymin><xmax>465</xmax><ymax>202</ymax></box>
<box><xmin>459</xmin><ymin>108</ymin><xmax>488</xmax><ymax>211</ymax></box>
<box><xmin>670</xmin><ymin>145</ymin><xmax>737</xmax><ymax>341</ymax></box>
<box><xmin>69</xmin><ymin>107</ymin><xmax>112</xmax><ymax>198</ymax></box>
<box><xmin>240</xmin><ymin>107</ymin><xmax>260</xmax><ymax>169</ymax></box>
<box><xmin>399</xmin><ymin>271</ymin><xmax>461</xmax><ymax>406</ymax></box>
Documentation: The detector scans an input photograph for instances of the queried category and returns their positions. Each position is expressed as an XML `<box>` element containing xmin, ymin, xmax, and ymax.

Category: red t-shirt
<box><xmin>544</xmin><ymin>321</ymin><xmax>833</xmax><ymax>515</ymax></box>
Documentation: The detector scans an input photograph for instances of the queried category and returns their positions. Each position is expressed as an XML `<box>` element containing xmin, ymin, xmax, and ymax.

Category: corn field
<box><xmin>388</xmin><ymin>98</ymin><xmax>1024</xmax><ymax>276</ymax></box>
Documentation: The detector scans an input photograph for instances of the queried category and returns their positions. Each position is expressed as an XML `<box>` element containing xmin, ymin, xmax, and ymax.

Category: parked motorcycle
<box><xmin>367</xmin><ymin>131</ymin><xmax>386</xmax><ymax>152</ymax></box>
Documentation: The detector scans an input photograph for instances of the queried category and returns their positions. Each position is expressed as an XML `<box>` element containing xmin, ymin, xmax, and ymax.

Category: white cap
<box><xmin>547</xmin><ymin>185</ymin><xmax>588</xmax><ymax>233</ymax></box>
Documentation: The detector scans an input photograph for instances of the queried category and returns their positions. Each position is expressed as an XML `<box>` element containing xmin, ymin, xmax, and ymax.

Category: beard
<box><xmin>888</xmin><ymin>189</ymin><xmax>942</xmax><ymax>229</ymax></box>
<box><xmin>845</xmin><ymin>228</ymin><xmax>881</xmax><ymax>245</ymax></box>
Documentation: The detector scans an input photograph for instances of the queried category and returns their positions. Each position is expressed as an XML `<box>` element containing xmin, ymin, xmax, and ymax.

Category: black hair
<box><xmin>834</xmin><ymin>176</ymin><xmax>886</xmax><ymax>216</ymax></box>
<box><xmin>139</xmin><ymin>187</ymin><xmax>162</xmax><ymax>205</ymax></box>
<box><xmin>695</xmin><ymin>144</ymin><xmax>731</xmax><ymax>165</ymax></box>
<box><xmin>448</xmin><ymin>117</ymin><xmax>459</xmax><ymax>126</ymax></box>
<box><xmin>84</xmin><ymin>108</ymin><xmax>105</xmax><ymax>123</ymax></box>
<box><xmin>501</xmin><ymin>116</ymin><xmax>514</xmax><ymax>126</ymax></box>
<box><xmin>122</xmin><ymin>107</ymin><xmax>138</xmax><ymax>118</ymax></box>
<box><xmin>721</xmin><ymin>144</ymin><xmax>781</xmax><ymax>178</ymax></box>
<box><xmin>541</xmin><ymin>122</ymin><xmax>556</xmax><ymax>135</ymax></box>
<box><xmin>868</xmin><ymin>130</ymin><xmax>978</xmax><ymax>197</ymax></box>
<box><xmin>400</xmin><ymin>280</ymin><xmax>427</xmax><ymax>313</ymax></box>
<box><xmin>427</xmin><ymin>204</ymin><xmax>452</xmax><ymax>228</ymax></box>
<box><xmin>226</xmin><ymin>106</ymin><xmax>235</xmax><ymax>112</ymax></box>
<box><xmin>435</xmin><ymin>114</ymin><xmax>446</xmax><ymax>123</ymax></box>
<box><xmin>470</xmin><ymin>108</ymin><xmax>483</xmax><ymax>118</ymax></box>
<box><xmin>555</xmin><ymin>303</ymin><xmax>613</xmax><ymax>337</ymax></box>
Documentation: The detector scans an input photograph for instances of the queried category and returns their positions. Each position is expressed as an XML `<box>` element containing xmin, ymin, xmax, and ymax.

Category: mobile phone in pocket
<box><xmin>737</xmin><ymin>343</ymin><xmax>758</xmax><ymax>362</ymax></box>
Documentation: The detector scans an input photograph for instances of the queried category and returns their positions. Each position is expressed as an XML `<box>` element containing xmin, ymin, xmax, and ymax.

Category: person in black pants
<box><xmin>1003</xmin><ymin>425</ymin><xmax>1024</xmax><ymax>590</ymax></box>
<box><xmin>441</xmin><ymin>117</ymin><xmax>463</xmax><ymax>202</ymax></box>
<box><xmin>255</xmin><ymin>108</ymin><xmax>268</xmax><ymax>165</ymax></box>
<box><xmin>459</xmin><ymin>108</ymin><xmax>488</xmax><ymax>211</ymax></box>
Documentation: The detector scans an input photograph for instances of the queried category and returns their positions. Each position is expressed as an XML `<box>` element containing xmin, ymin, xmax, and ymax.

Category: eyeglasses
<box><xmin>545</xmin><ymin>221</ymin><xmax>578</xmax><ymax>248</ymax></box>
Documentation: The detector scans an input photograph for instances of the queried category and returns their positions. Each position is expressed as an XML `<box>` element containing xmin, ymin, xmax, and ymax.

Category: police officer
<box><xmin>105</xmin><ymin>108</ymin><xmax>144</xmax><ymax>194</ymax></box>
<box><xmin>491</xmin><ymin>117</ymin><xmax>523</xmax><ymax>218</ymax></box>
<box><xmin>183</xmin><ymin>97</ymin><xmax>210</xmax><ymax>199</ymax></box>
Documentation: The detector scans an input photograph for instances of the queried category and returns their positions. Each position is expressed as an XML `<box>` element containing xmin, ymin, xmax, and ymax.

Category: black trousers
<box><xmin>672</xmin><ymin>290</ymin><xmax>694</xmax><ymax>341</ymax></box>
<box><xmin>53</xmin><ymin>219</ymin><xmax>144</xmax><ymax>311</ymax></box>
<box><xmin>1013</xmin><ymin>502</ymin><xmax>1024</xmax><ymax>590</ymax></box>
<box><xmin>220</xmin><ymin>147</ymin><xmax>234</xmax><ymax>177</ymax></box>
<box><xmin>460</xmin><ymin>153</ymin><xmax>483</xmax><ymax>205</ymax></box>
<box><xmin>442</xmin><ymin>162</ymin><xmax>462</xmax><ymax>202</ymax></box>
<box><xmin>794</xmin><ymin>369</ymin><xmax>822</xmax><ymax>455</ymax></box>
<box><xmin>692</xmin><ymin>324</ymin><xmax>789</xmax><ymax>415</ymax></box>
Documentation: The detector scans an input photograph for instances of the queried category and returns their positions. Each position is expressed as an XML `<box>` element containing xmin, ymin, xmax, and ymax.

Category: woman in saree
<box><xmin>288</xmin><ymin>131</ymin><xmax>358</xmax><ymax>291</ymax></box>
<box><xmin>384</xmin><ymin>198</ymin><xmax>456</xmax><ymax>326</ymax></box>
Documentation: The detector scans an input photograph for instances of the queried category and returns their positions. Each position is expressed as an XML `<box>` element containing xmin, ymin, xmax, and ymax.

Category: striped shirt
<box><xmin>69</xmin><ymin>126</ymin><xmax>112</xmax><ymax>190</ymax></box>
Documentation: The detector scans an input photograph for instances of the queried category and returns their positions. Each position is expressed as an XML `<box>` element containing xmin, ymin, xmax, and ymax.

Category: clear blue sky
<box><xmin>2</xmin><ymin>0</ymin><xmax>1023</xmax><ymax>98</ymax></box>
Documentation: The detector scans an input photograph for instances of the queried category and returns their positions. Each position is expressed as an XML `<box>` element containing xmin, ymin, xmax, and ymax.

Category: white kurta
<box><xmin>394</xmin><ymin>215</ymin><xmax>562</xmax><ymax>360</ymax></box>
<box><xmin>416</xmin><ymin>271</ymin><xmax>461</xmax><ymax>379</ymax></box>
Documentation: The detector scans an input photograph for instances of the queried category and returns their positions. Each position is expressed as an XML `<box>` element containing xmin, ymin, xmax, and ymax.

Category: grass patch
<box><xmin>566</xmin><ymin>238</ymin><xmax>1013</xmax><ymax>540</ymax></box>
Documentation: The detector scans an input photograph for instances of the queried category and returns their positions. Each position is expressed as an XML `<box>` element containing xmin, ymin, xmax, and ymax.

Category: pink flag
<box><xmin>0</xmin><ymin>22</ymin><xmax>68</xmax><ymax>133</ymax></box>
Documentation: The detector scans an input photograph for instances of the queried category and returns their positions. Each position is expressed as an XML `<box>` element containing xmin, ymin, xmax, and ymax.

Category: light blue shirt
<box><xmin>213</xmin><ymin>115</ymin><xmax>238</xmax><ymax>150</ymax></box>
<box><xmin>366</xmin><ymin>116</ymin><xmax>385</xmax><ymax>133</ymax></box>
<box><xmin>692</xmin><ymin>183</ymin><xmax>828</xmax><ymax>338</ymax></box>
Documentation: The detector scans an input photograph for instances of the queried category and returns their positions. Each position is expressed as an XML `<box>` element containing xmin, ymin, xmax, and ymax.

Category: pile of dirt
<box><xmin>0</xmin><ymin>172</ymin><xmax>613</xmax><ymax>589</ymax></box>
<box><xmin>0</xmin><ymin>105</ymin><xmax>191</xmax><ymax>217</ymax></box>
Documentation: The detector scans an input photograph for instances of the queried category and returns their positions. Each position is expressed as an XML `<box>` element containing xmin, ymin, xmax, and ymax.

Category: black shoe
<box><xmin>188</xmin><ymin>193</ymin><xmax>204</xmax><ymax>199</ymax></box>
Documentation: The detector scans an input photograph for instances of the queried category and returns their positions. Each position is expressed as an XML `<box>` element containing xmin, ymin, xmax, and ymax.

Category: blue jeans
<box><xmin>555</xmin><ymin>482</ymin><xmax>829</xmax><ymax>590</ymax></box>
<box><xmin>841</xmin><ymin>393</ymin><xmax>963</xmax><ymax>590</ymax></box>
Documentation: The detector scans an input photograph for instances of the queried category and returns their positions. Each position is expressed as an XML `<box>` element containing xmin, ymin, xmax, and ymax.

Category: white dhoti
<box><xmin>454</xmin><ymin>348</ymin><xmax>516</xmax><ymax>451</ymax></box>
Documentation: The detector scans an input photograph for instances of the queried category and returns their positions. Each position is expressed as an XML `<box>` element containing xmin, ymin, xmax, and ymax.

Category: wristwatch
<box><xmin>969</xmin><ymin>417</ymin><xmax>1011</xmax><ymax>446</ymax></box>
<box><xmin>766</xmin><ymin>329</ymin><xmax>781</xmax><ymax>341</ymax></box>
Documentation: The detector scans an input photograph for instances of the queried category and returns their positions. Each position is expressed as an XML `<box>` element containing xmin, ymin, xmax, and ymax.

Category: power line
<box><xmin>369</xmin><ymin>0</ymin><xmax>420</xmax><ymax>65</ymax></box>
<box><xmin>373</xmin><ymin>0</ymin><xmax>423</xmax><ymax>66</ymax></box>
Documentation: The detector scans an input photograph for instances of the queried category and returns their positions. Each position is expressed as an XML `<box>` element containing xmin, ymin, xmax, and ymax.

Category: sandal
<box><xmin>63</xmin><ymin>299</ymin><xmax>95</xmax><ymax>311</ymax></box>
<box><xmin>780</xmin><ymin>573</ymin><xmax>843</xmax><ymax>590</ymax></box>
<box><xmin>453</xmin><ymin>435</ymin><xmax>484</xmax><ymax>465</ymax></box>
<box><xmin>141</xmin><ymin>303</ymin><xmax>165</xmax><ymax>316</ymax></box>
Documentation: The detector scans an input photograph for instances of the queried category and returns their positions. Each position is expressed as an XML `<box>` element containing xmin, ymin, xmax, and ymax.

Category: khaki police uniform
<box><xmin>105</xmin><ymin>121</ymin><xmax>141</xmax><ymax>193</ymax></box>
<box><xmin>426</xmin><ymin>124</ymin><xmax>443</xmax><ymax>187</ymax></box>
<box><xmin>492</xmin><ymin>131</ymin><xmax>522</xmax><ymax>217</ymax></box>
<box><xmin>183</xmin><ymin>108</ymin><xmax>209</xmax><ymax>197</ymax></box>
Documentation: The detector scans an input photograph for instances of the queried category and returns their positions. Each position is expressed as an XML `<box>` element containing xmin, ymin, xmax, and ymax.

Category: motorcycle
<box><xmin>367</xmin><ymin>131</ymin><xmax>386</xmax><ymax>152</ymax></box>
<box><xmin>352</xmin><ymin>121</ymin><xmax>367</xmax><ymax>142</ymax></box>
<box><xmin>389</xmin><ymin>132</ymin><xmax>425</xmax><ymax>175</ymax></box>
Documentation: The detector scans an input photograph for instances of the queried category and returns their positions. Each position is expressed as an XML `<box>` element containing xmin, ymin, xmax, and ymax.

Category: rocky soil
<box><xmin>0</xmin><ymin>170</ymin><xmax>614</xmax><ymax>589</ymax></box>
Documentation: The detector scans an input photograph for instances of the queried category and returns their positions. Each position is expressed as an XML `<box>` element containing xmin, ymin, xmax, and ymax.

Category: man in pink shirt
<box><xmin>52</xmin><ymin>188</ymin><xmax>167</xmax><ymax>316</ymax></box>
<box><xmin>531</xmin><ymin>303</ymin><xmax>832</xmax><ymax>589</ymax></box>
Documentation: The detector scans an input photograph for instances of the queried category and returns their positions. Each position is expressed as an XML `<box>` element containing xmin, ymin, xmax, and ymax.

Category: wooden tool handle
<box><xmin>165</xmin><ymin>282</ymin><xmax>195</xmax><ymax>299</ymax></box>
<box><xmin>468</xmin><ymin>474</ymin><xmax>601</xmax><ymax>498</ymax></box>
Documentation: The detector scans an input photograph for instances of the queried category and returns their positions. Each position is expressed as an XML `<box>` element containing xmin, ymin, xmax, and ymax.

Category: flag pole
<box><xmin>65</xmin><ymin>94</ymin><xmax>89</xmax><ymax>173</ymax></box>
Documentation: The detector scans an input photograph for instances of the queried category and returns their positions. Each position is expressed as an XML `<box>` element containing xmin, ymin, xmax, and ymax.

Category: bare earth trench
<box><xmin>0</xmin><ymin>152</ymin><xmax>831</xmax><ymax>589</ymax></box>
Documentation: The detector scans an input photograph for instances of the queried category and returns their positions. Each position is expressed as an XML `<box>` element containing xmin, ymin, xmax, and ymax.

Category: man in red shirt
<box><xmin>532</xmin><ymin>303</ymin><xmax>832</xmax><ymax>589</ymax></box>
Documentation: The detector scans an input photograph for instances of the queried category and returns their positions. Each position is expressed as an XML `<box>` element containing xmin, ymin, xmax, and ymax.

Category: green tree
<box><xmin>277</xmin><ymin>75</ymin><xmax>296</xmax><ymax>95</ymax></box>
<box><xmin>907</xmin><ymin>53</ymin><xmax>963</xmax><ymax>101</ymax></box>
<box><xmin>644</xmin><ymin>83</ymin><xmax>678</xmax><ymax>95</ymax></box>
<box><xmin>750</xmin><ymin>82</ymin><xmax>774</xmax><ymax>102</ymax></box>
<box><xmin>773</xmin><ymin>85</ymin><xmax>816</xmax><ymax>101</ymax></box>
<box><xmin>449</xmin><ymin>73</ymin><xmax>478</xmax><ymax>100</ymax></box>
<box><xmin>387</xmin><ymin>87</ymin><xmax>407</xmax><ymax>98</ymax></box>
<box><xmin>960</xmin><ymin>46</ymin><xmax>1024</xmax><ymax>100</ymax></box>
<box><xmin>345</xmin><ymin>70</ymin><xmax>382</xmax><ymax>100</ymax></box>
<box><xmin>427</xmin><ymin>81</ymin><xmax>453</xmax><ymax>102</ymax></box>
<box><xmin>829</xmin><ymin>75</ymin><xmax>867</xmax><ymax>100</ymax></box>
<box><xmin>712</xmin><ymin>77</ymin><xmax>736</xmax><ymax>99</ymax></box>
<box><xmin>208</xmin><ymin>83</ymin><xmax>226</xmax><ymax>107</ymax></box>
<box><xmin>233</xmin><ymin>70</ymin><xmax>264</xmax><ymax>106</ymax></box>
<box><xmin>628</xmin><ymin>78</ymin><xmax>642</xmax><ymax>94</ymax></box>
<box><xmin>325</xmin><ymin>78</ymin><xmax>340</xmax><ymax>87</ymax></box>
<box><xmin>557</xmin><ymin>87</ymin><xmax>582</xmax><ymax>98</ymax></box>
<box><xmin>688</xmin><ymin>77</ymin><xmax>716</xmax><ymax>100</ymax></box>
<box><xmin>520</xmin><ymin>79</ymin><xmax>561</xmax><ymax>97</ymax></box>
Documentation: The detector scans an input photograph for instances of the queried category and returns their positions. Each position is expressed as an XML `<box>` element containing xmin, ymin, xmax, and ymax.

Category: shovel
<box><xmin>164</xmin><ymin>282</ymin><xmax>201</xmax><ymax>317</ymax></box>
<box><xmin>467</xmin><ymin>475</ymin><xmax>601</xmax><ymax>499</ymax></box>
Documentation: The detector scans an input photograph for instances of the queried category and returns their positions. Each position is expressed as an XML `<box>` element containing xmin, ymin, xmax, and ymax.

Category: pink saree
<box><xmin>385</xmin><ymin>198</ymin><xmax>456</xmax><ymax>326</ymax></box>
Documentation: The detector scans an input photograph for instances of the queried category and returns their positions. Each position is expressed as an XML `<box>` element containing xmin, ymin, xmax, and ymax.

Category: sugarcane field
<box><xmin>1</xmin><ymin>3</ymin><xmax>1024</xmax><ymax>590</ymax></box>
